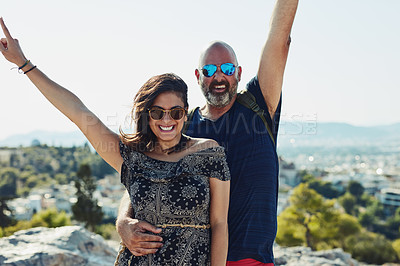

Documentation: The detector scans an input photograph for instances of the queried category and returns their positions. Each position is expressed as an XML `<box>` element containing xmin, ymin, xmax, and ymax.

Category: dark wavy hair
<box><xmin>120</xmin><ymin>73</ymin><xmax>188</xmax><ymax>152</ymax></box>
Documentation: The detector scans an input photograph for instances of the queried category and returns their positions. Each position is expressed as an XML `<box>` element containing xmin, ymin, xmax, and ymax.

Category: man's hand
<box><xmin>116</xmin><ymin>217</ymin><xmax>163</xmax><ymax>256</ymax></box>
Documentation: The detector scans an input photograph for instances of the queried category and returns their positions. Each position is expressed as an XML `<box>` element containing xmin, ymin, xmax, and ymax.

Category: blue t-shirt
<box><xmin>185</xmin><ymin>77</ymin><xmax>281</xmax><ymax>263</ymax></box>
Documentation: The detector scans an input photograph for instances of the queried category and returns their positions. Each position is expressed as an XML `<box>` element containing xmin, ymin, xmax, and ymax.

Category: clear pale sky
<box><xmin>1</xmin><ymin>0</ymin><xmax>399</xmax><ymax>141</ymax></box>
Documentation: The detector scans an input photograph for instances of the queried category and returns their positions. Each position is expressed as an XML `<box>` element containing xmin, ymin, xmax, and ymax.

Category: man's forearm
<box><xmin>116</xmin><ymin>191</ymin><xmax>134</xmax><ymax>231</ymax></box>
<box><xmin>258</xmin><ymin>0</ymin><xmax>299</xmax><ymax>117</ymax></box>
<box><xmin>115</xmin><ymin>190</ymin><xmax>163</xmax><ymax>256</ymax></box>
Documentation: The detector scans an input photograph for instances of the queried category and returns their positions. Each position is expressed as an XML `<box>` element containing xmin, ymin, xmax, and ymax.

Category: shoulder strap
<box><xmin>182</xmin><ymin>107</ymin><xmax>199</xmax><ymax>134</ymax></box>
<box><xmin>236</xmin><ymin>89</ymin><xmax>276</xmax><ymax>146</ymax></box>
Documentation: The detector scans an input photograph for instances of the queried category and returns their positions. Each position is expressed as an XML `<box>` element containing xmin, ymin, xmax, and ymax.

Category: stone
<box><xmin>274</xmin><ymin>245</ymin><xmax>360</xmax><ymax>266</ymax></box>
<box><xmin>0</xmin><ymin>226</ymin><xmax>118</xmax><ymax>266</ymax></box>
<box><xmin>0</xmin><ymin>226</ymin><xmax>369</xmax><ymax>266</ymax></box>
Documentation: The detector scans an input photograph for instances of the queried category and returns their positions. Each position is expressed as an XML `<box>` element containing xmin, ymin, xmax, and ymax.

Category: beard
<box><xmin>202</xmin><ymin>79</ymin><xmax>238</xmax><ymax>108</ymax></box>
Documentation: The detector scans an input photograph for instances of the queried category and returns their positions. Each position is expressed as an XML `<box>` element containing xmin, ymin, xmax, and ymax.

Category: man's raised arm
<box><xmin>258</xmin><ymin>0</ymin><xmax>299</xmax><ymax>119</ymax></box>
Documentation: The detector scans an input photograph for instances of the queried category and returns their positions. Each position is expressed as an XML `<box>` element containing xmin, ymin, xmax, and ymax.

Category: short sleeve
<box><xmin>119</xmin><ymin>141</ymin><xmax>134</xmax><ymax>187</ymax></box>
<box><xmin>246</xmin><ymin>76</ymin><xmax>281</xmax><ymax>142</ymax></box>
<box><xmin>119</xmin><ymin>140</ymin><xmax>130</xmax><ymax>161</ymax></box>
<box><xmin>198</xmin><ymin>146</ymin><xmax>231</xmax><ymax>181</ymax></box>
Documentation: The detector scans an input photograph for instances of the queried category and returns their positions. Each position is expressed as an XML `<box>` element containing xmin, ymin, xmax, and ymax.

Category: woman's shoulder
<box><xmin>119</xmin><ymin>140</ymin><xmax>144</xmax><ymax>164</ymax></box>
<box><xmin>185</xmin><ymin>138</ymin><xmax>230</xmax><ymax>180</ymax></box>
<box><xmin>187</xmin><ymin>137</ymin><xmax>220</xmax><ymax>152</ymax></box>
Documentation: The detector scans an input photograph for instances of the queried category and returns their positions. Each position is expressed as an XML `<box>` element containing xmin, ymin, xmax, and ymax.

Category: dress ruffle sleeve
<box><xmin>119</xmin><ymin>141</ymin><xmax>139</xmax><ymax>187</ymax></box>
<box><xmin>194</xmin><ymin>146</ymin><xmax>231</xmax><ymax>181</ymax></box>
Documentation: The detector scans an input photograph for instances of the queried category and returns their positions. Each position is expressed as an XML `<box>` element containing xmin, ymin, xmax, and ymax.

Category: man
<box><xmin>116</xmin><ymin>0</ymin><xmax>298</xmax><ymax>264</ymax></box>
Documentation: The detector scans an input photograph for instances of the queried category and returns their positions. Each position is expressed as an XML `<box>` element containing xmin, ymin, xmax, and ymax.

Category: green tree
<box><xmin>299</xmin><ymin>171</ymin><xmax>315</xmax><ymax>183</ymax></box>
<box><xmin>71</xmin><ymin>164</ymin><xmax>103</xmax><ymax>231</ymax></box>
<box><xmin>358</xmin><ymin>211</ymin><xmax>375</xmax><ymax>230</ymax></box>
<box><xmin>348</xmin><ymin>181</ymin><xmax>364</xmax><ymax>201</ymax></box>
<box><xmin>276</xmin><ymin>183</ymin><xmax>341</xmax><ymax>250</ymax></box>
<box><xmin>2</xmin><ymin>220</ymin><xmax>31</xmax><ymax>237</ymax></box>
<box><xmin>1</xmin><ymin>208</ymin><xmax>71</xmax><ymax>237</ymax></box>
<box><xmin>276</xmin><ymin>210</ymin><xmax>306</xmax><ymax>247</ymax></box>
<box><xmin>300</xmin><ymin>172</ymin><xmax>339</xmax><ymax>199</ymax></box>
<box><xmin>358</xmin><ymin>199</ymin><xmax>386</xmax><ymax>233</ymax></box>
<box><xmin>366</xmin><ymin>200</ymin><xmax>385</xmax><ymax>219</ymax></box>
<box><xmin>336</xmin><ymin>213</ymin><xmax>361</xmax><ymax>247</ymax></box>
<box><xmin>95</xmin><ymin>223</ymin><xmax>119</xmax><ymax>240</ymax></box>
<box><xmin>54</xmin><ymin>173</ymin><xmax>68</xmax><ymax>185</ymax></box>
<box><xmin>338</xmin><ymin>193</ymin><xmax>357</xmax><ymax>215</ymax></box>
<box><xmin>0</xmin><ymin>144</ymin><xmax>117</xmax><ymax>195</ymax></box>
<box><xmin>308</xmin><ymin>180</ymin><xmax>340</xmax><ymax>199</ymax></box>
<box><xmin>345</xmin><ymin>232</ymin><xmax>397</xmax><ymax>264</ymax></box>
<box><xmin>393</xmin><ymin>238</ymin><xmax>400</xmax><ymax>260</ymax></box>
<box><xmin>89</xmin><ymin>156</ymin><xmax>115</xmax><ymax>179</ymax></box>
<box><xmin>359</xmin><ymin>192</ymin><xmax>374</xmax><ymax>207</ymax></box>
<box><xmin>30</xmin><ymin>208</ymin><xmax>71</xmax><ymax>228</ymax></box>
<box><xmin>0</xmin><ymin>168</ymin><xmax>19</xmax><ymax>228</ymax></box>
<box><xmin>377</xmin><ymin>216</ymin><xmax>400</xmax><ymax>241</ymax></box>
<box><xmin>9</xmin><ymin>152</ymin><xmax>21</xmax><ymax>168</ymax></box>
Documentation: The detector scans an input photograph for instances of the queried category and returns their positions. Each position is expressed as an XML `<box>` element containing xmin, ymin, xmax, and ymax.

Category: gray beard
<box><xmin>204</xmin><ymin>91</ymin><xmax>231</xmax><ymax>108</ymax></box>
<box><xmin>203</xmin><ymin>84</ymin><xmax>238</xmax><ymax>108</ymax></box>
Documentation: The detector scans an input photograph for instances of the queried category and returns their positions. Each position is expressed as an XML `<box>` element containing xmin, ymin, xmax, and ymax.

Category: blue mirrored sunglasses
<box><xmin>201</xmin><ymin>63</ymin><xmax>236</xmax><ymax>77</ymax></box>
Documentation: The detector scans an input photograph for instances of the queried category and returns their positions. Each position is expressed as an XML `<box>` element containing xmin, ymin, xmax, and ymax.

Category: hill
<box><xmin>1</xmin><ymin>122</ymin><xmax>399</xmax><ymax>148</ymax></box>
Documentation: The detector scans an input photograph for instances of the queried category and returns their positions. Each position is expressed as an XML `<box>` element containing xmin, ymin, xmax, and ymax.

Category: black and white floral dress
<box><xmin>116</xmin><ymin>142</ymin><xmax>230</xmax><ymax>266</ymax></box>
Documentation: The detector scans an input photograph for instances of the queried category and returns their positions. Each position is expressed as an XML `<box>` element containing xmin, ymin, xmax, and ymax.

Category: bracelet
<box><xmin>18</xmin><ymin>60</ymin><xmax>30</xmax><ymax>70</ymax></box>
<box><xmin>24</xmin><ymin>65</ymin><xmax>37</xmax><ymax>74</ymax></box>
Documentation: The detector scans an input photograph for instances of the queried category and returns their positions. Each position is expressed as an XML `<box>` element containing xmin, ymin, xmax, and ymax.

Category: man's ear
<box><xmin>237</xmin><ymin>66</ymin><xmax>242</xmax><ymax>82</ymax></box>
<box><xmin>195</xmin><ymin>69</ymin><xmax>200</xmax><ymax>84</ymax></box>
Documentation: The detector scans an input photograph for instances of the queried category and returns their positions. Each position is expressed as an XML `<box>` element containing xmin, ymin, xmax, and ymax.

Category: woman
<box><xmin>0</xmin><ymin>18</ymin><xmax>230</xmax><ymax>265</ymax></box>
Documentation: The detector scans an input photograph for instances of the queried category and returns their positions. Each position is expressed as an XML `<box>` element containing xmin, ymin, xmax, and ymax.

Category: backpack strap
<box><xmin>182</xmin><ymin>107</ymin><xmax>199</xmax><ymax>134</ymax></box>
<box><xmin>236</xmin><ymin>89</ymin><xmax>276</xmax><ymax>146</ymax></box>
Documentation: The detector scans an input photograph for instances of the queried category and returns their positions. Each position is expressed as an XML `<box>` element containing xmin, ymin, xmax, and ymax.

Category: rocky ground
<box><xmin>0</xmin><ymin>226</ymin><xmax>392</xmax><ymax>266</ymax></box>
<box><xmin>0</xmin><ymin>226</ymin><xmax>118</xmax><ymax>266</ymax></box>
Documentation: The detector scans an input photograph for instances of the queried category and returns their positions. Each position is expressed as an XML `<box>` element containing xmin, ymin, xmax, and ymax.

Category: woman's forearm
<box><xmin>210</xmin><ymin>221</ymin><xmax>228</xmax><ymax>266</ymax></box>
<box><xmin>21</xmin><ymin>62</ymin><xmax>91</xmax><ymax>130</ymax></box>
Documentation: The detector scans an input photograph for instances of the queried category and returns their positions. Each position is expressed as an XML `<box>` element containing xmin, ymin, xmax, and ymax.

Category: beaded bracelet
<box><xmin>24</xmin><ymin>65</ymin><xmax>37</xmax><ymax>74</ymax></box>
<box><xmin>10</xmin><ymin>60</ymin><xmax>32</xmax><ymax>74</ymax></box>
<box><xmin>18</xmin><ymin>60</ymin><xmax>30</xmax><ymax>70</ymax></box>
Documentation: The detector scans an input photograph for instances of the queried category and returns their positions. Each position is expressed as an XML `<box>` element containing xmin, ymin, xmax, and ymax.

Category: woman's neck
<box><xmin>154</xmin><ymin>134</ymin><xmax>189</xmax><ymax>155</ymax></box>
<box><xmin>155</xmin><ymin>140</ymin><xmax>180</xmax><ymax>154</ymax></box>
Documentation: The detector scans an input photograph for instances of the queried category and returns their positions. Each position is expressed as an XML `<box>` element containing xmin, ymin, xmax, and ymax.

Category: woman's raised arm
<box><xmin>0</xmin><ymin>17</ymin><xmax>123</xmax><ymax>173</ymax></box>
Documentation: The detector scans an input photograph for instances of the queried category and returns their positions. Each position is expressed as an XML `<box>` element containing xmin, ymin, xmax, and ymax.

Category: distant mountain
<box><xmin>0</xmin><ymin>130</ymin><xmax>88</xmax><ymax>147</ymax></box>
<box><xmin>277</xmin><ymin>122</ymin><xmax>400</xmax><ymax>147</ymax></box>
<box><xmin>0</xmin><ymin>122</ymin><xmax>399</xmax><ymax>148</ymax></box>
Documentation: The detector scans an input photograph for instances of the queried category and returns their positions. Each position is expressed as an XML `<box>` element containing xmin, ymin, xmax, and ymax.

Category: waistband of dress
<box><xmin>156</xmin><ymin>223</ymin><xmax>210</xmax><ymax>229</ymax></box>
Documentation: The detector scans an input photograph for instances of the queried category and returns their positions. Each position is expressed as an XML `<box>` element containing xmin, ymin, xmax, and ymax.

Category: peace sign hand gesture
<box><xmin>0</xmin><ymin>17</ymin><xmax>28</xmax><ymax>67</ymax></box>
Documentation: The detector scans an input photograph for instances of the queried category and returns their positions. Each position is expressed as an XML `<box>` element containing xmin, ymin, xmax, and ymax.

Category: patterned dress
<box><xmin>116</xmin><ymin>142</ymin><xmax>231</xmax><ymax>266</ymax></box>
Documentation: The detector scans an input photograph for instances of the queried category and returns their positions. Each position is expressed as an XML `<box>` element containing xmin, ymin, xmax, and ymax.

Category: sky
<box><xmin>1</xmin><ymin>0</ymin><xmax>400</xmax><ymax>141</ymax></box>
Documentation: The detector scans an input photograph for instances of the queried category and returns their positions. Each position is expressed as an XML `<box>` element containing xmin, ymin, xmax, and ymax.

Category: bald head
<box><xmin>195</xmin><ymin>41</ymin><xmax>242</xmax><ymax>109</ymax></box>
<box><xmin>198</xmin><ymin>41</ymin><xmax>238</xmax><ymax>68</ymax></box>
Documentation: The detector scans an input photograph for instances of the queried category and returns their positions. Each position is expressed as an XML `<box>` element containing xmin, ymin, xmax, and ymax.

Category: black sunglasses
<box><xmin>200</xmin><ymin>63</ymin><xmax>236</xmax><ymax>77</ymax></box>
<box><xmin>148</xmin><ymin>106</ymin><xmax>187</xmax><ymax>120</ymax></box>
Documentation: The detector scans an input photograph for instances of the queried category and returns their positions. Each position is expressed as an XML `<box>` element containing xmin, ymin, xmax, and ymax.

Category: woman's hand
<box><xmin>0</xmin><ymin>17</ymin><xmax>28</xmax><ymax>66</ymax></box>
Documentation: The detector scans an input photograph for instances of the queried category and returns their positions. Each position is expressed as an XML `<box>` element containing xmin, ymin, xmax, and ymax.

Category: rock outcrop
<box><xmin>0</xmin><ymin>226</ymin><xmax>118</xmax><ymax>266</ymax></box>
<box><xmin>0</xmin><ymin>226</ymin><xmax>366</xmax><ymax>266</ymax></box>
<box><xmin>274</xmin><ymin>245</ymin><xmax>359</xmax><ymax>266</ymax></box>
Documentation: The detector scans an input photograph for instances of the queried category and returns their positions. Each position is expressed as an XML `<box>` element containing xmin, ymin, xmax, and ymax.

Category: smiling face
<box><xmin>148</xmin><ymin>91</ymin><xmax>187</xmax><ymax>149</ymax></box>
<box><xmin>195</xmin><ymin>42</ymin><xmax>242</xmax><ymax>108</ymax></box>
